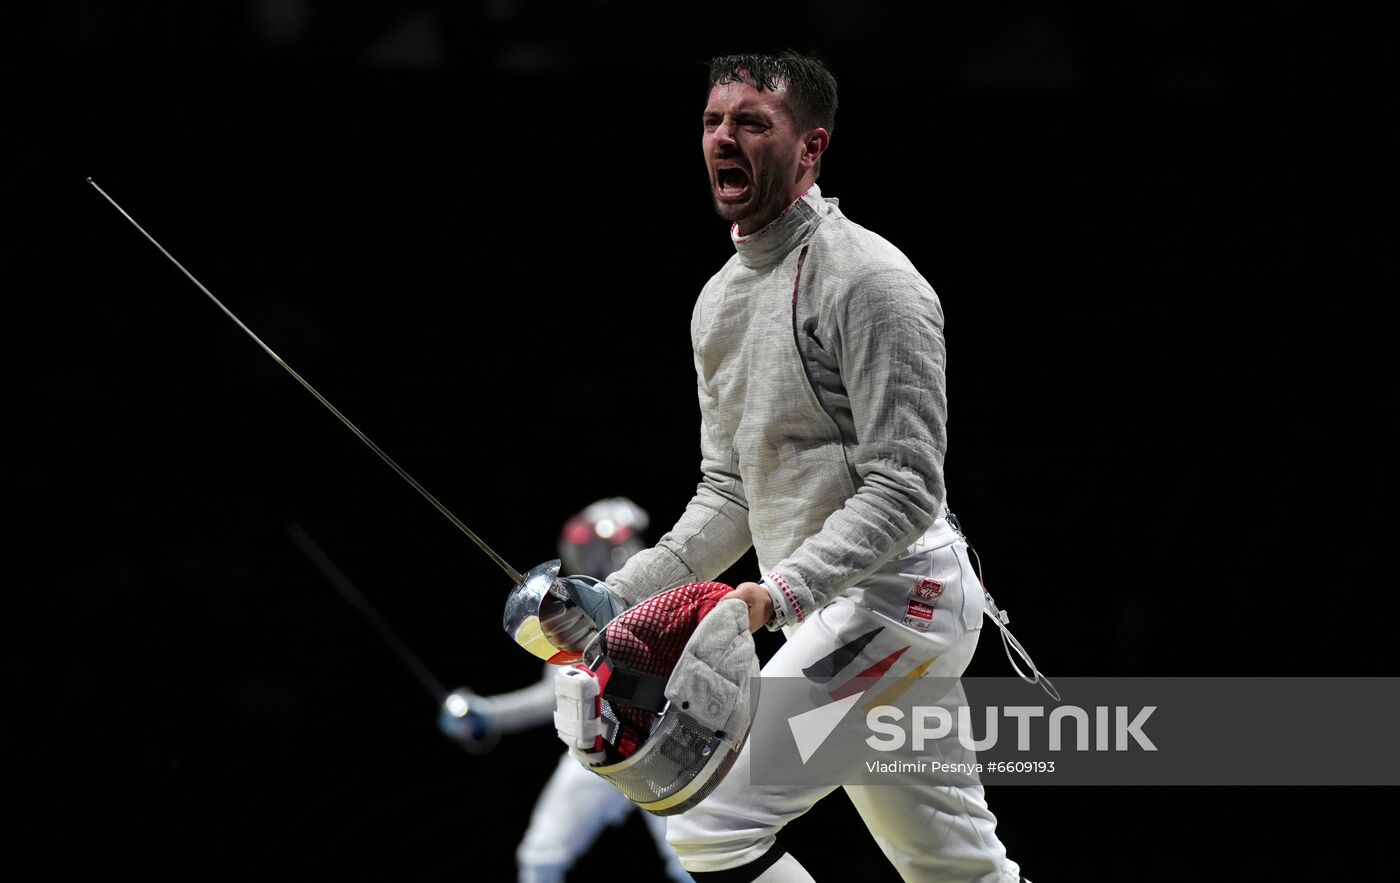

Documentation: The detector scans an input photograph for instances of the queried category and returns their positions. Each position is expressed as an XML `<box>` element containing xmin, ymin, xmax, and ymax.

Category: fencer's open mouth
<box><xmin>715</xmin><ymin>166</ymin><xmax>751</xmax><ymax>201</ymax></box>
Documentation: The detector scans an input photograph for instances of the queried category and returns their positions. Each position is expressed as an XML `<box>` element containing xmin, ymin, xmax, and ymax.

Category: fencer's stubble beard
<box><xmin>710</xmin><ymin>158</ymin><xmax>801</xmax><ymax>236</ymax></box>
<box><xmin>710</xmin><ymin>193</ymin><xmax>757</xmax><ymax>231</ymax></box>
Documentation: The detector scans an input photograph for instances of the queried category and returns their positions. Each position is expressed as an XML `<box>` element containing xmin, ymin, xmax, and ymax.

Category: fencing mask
<box><xmin>553</xmin><ymin>581</ymin><xmax>759</xmax><ymax>815</ymax></box>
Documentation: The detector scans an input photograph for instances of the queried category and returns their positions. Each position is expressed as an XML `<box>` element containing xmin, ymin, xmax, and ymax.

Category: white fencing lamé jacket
<box><xmin>607</xmin><ymin>184</ymin><xmax>959</xmax><ymax>629</ymax></box>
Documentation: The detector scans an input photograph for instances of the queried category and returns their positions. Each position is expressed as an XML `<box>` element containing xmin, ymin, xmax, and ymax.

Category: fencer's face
<box><xmin>702</xmin><ymin>79</ymin><xmax>811</xmax><ymax>236</ymax></box>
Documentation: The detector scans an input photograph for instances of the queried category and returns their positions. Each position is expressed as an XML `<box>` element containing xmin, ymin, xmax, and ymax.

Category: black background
<box><xmin>4</xmin><ymin>2</ymin><xmax>1393</xmax><ymax>880</ymax></box>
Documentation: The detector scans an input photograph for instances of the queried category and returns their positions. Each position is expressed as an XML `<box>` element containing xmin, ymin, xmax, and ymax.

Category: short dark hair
<box><xmin>707</xmin><ymin>51</ymin><xmax>838</xmax><ymax>136</ymax></box>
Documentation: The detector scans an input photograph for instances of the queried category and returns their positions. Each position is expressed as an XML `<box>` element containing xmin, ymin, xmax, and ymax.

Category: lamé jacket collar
<box><xmin>730</xmin><ymin>184</ymin><xmax>831</xmax><ymax>270</ymax></box>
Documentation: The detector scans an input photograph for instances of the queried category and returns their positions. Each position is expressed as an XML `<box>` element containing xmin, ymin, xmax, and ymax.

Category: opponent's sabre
<box><xmin>89</xmin><ymin>177</ymin><xmax>621</xmax><ymax>665</ymax></box>
<box><xmin>86</xmin><ymin>177</ymin><xmax>524</xmax><ymax>585</ymax></box>
<box><xmin>286</xmin><ymin>522</ymin><xmax>507</xmax><ymax>749</ymax></box>
<box><xmin>286</xmin><ymin>521</ymin><xmax>449</xmax><ymax>703</ymax></box>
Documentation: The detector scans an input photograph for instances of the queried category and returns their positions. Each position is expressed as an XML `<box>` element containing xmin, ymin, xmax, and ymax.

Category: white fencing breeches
<box><xmin>666</xmin><ymin>540</ymin><xmax>1021</xmax><ymax>882</ymax></box>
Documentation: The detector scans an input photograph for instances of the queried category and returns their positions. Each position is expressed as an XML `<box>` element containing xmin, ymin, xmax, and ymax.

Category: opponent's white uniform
<box><xmin>516</xmin><ymin>718</ymin><xmax>691</xmax><ymax>882</ymax></box>
<box><xmin>453</xmin><ymin>668</ymin><xmax>692</xmax><ymax>883</ymax></box>
<box><xmin>606</xmin><ymin>186</ymin><xmax>1020</xmax><ymax>881</ymax></box>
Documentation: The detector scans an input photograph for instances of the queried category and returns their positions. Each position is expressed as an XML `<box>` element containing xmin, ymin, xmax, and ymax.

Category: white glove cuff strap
<box><xmin>554</xmin><ymin>666</ymin><xmax>603</xmax><ymax>751</ymax></box>
<box><xmin>760</xmin><ymin>574</ymin><xmax>800</xmax><ymax>631</ymax></box>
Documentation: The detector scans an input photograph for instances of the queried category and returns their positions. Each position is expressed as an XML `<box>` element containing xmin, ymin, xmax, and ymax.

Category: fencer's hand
<box><xmin>437</xmin><ymin>688</ymin><xmax>501</xmax><ymax>754</ymax></box>
<box><xmin>723</xmin><ymin>582</ymin><xmax>774</xmax><ymax>633</ymax></box>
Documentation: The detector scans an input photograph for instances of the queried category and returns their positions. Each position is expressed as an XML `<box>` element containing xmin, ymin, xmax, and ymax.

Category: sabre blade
<box><xmin>88</xmin><ymin>177</ymin><xmax>524</xmax><ymax>585</ymax></box>
<box><xmin>287</xmin><ymin>522</ymin><xmax>448</xmax><ymax>703</ymax></box>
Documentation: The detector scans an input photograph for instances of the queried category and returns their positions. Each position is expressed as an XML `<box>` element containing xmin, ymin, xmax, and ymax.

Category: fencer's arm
<box><xmin>441</xmin><ymin>664</ymin><xmax>557</xmax><ymax>745</ymax></box>
<box><xmin>605</xmin><ymin>327</ymin><xmax>754</xmax><ymax>607</ymax></box>
<box><xmin>763</xmin><ymin>269</ymin><xmax>950</xmax><ymax>620</ymax></box>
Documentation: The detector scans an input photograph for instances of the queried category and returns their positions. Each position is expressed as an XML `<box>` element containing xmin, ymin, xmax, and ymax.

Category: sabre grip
<box><xmin>540</xmin><ymin>576</ymin><xmax>626</xmax><ymax>655</ymax></box>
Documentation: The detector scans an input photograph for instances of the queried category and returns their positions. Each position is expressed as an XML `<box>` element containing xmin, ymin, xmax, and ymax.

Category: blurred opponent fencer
<box><xmin>438</xmin><ymin>498</ymin><xmax>693</xmax><ymax>883</ymax></box>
